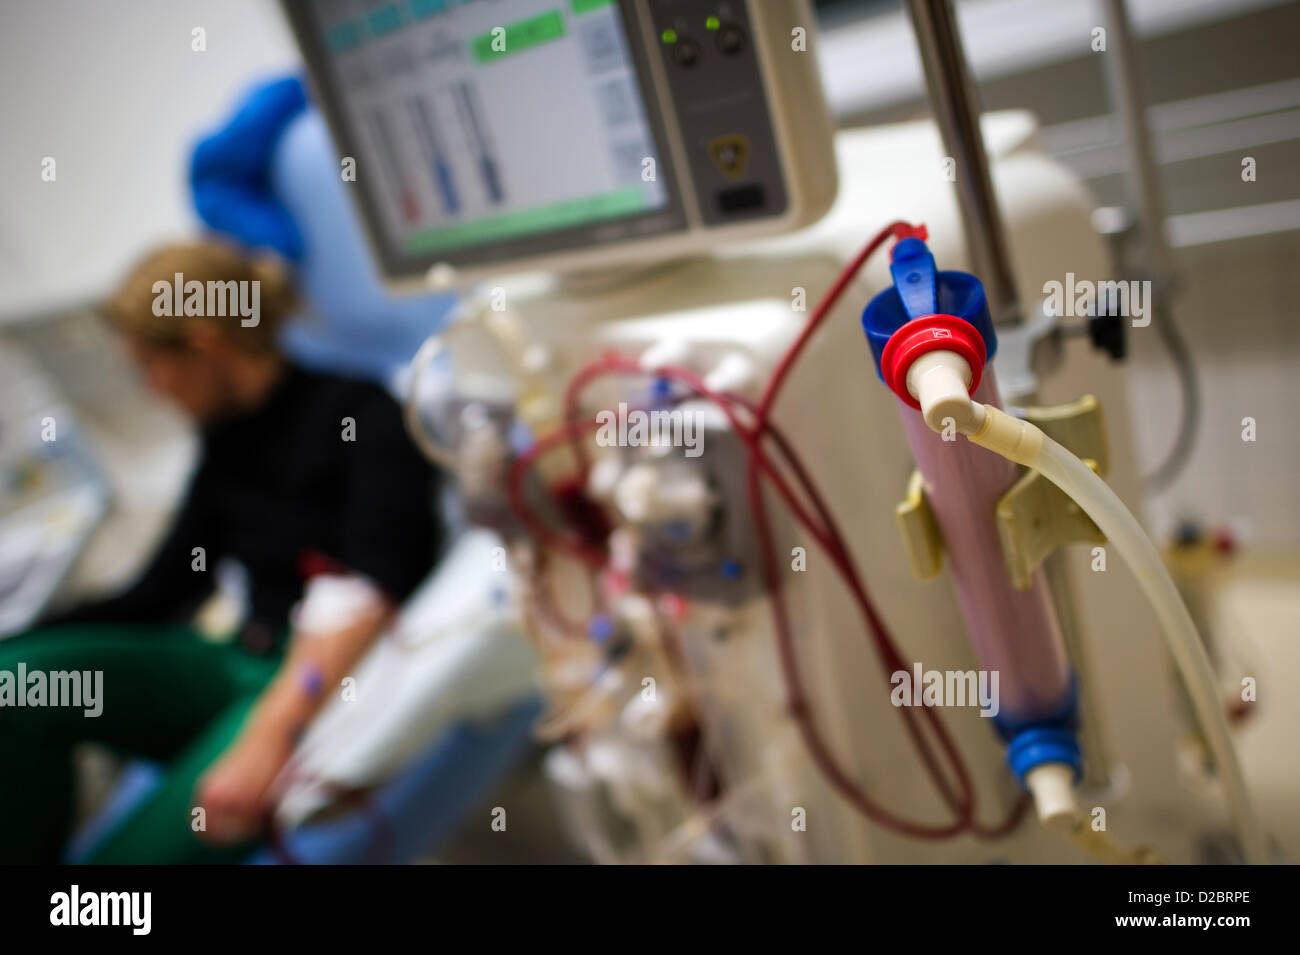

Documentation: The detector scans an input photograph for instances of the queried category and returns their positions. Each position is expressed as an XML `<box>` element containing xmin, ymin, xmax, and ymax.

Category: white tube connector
<box><xmin>1024</xmin><ymin>763</ymin><xmax>1082</xmax><ymax>831</ymax></box>
<box><xmin>966</xmin><ymin>402</ymin><xmax>1044</xmax><ymax>466</ymax></box>
<box><xmin>905</xmin><ymin>350</ymin><xmax>985</xmax><ymax>434</ymax></box>
<box><xmin>614</xmin><ymin>462</ymin><xmax>714</xmax><ymax>538</ymax></box>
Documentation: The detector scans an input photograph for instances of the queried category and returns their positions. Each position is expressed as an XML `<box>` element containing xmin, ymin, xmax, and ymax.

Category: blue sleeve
<box><xmin>189</xmin><ymin>74</ymin><xmax>309</xmax><ymax>261</ymax></box>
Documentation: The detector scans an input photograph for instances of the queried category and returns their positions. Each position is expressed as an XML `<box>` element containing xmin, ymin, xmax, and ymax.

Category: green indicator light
<box><xmin>706</xmin><ymin>16</ymin><xmax>720</xmax><ymax>30</ymax></box>
<box><xmin>661</xmin><ymin>28</ymin><xmax>677</xmax><ymax>43</ymax></box>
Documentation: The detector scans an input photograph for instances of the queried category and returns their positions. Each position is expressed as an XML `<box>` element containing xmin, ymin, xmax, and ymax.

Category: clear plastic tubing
<box><xmin>897</xmin><ymin>367</ymin><xmax>1073</xmax><ymax>723</ymax></box>
<box><xmin>987</xmin><ymin>420</ymin><xmax>1269</xmax><ymax>865</ymax></box>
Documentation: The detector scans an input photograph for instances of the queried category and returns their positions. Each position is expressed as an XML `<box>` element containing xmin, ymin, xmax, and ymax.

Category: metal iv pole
<box><xmin>904</xmin><ymin>0</ymin><xmax>1022</xmax><ymax>331</ymax></box>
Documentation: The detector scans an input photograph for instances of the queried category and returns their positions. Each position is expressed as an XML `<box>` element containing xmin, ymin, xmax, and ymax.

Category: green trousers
<box><xmin>0</xmin><ymin>623</ymin><xmax>280</xmax><ymax>864</ymax></box>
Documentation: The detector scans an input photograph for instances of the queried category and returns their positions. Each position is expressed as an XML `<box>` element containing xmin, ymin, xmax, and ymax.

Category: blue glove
<box><xmin>190</xmin><ymin>74</ymin><xmax>457</xmax><ymax>385</ymax></box>
<box><xmin>190</xmin><ymin>75</ymin><xmax>309</xmax><ymax>261</ymax></box>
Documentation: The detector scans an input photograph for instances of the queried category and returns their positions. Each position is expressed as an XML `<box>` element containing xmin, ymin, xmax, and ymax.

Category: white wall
<box><xmin>0</xmin><ymin>0</ymin><xmax>300</xmax><ymax>322</ymax></box>
<box><xmin>1128</xmin><ymin>233</ymin><xmax>1300</xmax><ymax>548</ymax></box>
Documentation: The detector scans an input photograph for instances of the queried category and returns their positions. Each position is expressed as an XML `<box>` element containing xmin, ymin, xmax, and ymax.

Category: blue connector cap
<box><xmin>650</xmin><ymin>376</ymin><xmax>674</xmax><ymax>401</ymax></box>
<box><xmin>587</xmin><ymin>613</ymin><xmax>614</xmax><ymax>643</ymax></box>
<box><xmin>861</xmin><ymin>238</ymin><xmax>998</xmax><ymax>382</ymax></box>
<box><xmin>992</xmin><ymin>672</ymin><xmax>1083</xmax><ymax>789</ymax></box>
<box><xmin>1006</xmin><ymin>727</ymin><xmax>1083</xmax><ymax>787</ymax></box>
<box><xmin>992</xmin><ymin>671</ymin><xmax>1080</xmax><ymax>742</ymax></box>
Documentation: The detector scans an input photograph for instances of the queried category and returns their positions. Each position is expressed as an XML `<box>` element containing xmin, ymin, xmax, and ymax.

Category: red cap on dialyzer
<box><xmin>879</xmin><ymin>314</ymin><xmax>987</xmax><ymax>410</ymax></box>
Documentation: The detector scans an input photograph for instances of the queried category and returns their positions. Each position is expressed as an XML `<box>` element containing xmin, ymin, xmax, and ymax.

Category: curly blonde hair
<box><xmin>103</xmin><ymin>239</ymin><xmax>298</xmax><ymax>354</ymax></box>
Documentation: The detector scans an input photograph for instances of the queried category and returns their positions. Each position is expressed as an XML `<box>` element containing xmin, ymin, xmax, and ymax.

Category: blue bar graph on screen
<box><xmin>409</xmin><ymin>96</ymin><xmax>461</xmax><ymax>215</ymax></box>
<box><xmin>453</xmin><ymin>80</ymin><xmax>504</xmax><ymax>205</ymax></box>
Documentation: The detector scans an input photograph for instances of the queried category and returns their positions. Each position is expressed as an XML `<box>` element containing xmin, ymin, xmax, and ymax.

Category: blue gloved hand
<box><xmin>190</xmin><ymin>73</ymin><xmax>457</xmax><ymax>385</ymax></box>
<box><xmin>190</xmin><ymin>75</ymin><xmax>309</xmax><ymax>261</ymax></box>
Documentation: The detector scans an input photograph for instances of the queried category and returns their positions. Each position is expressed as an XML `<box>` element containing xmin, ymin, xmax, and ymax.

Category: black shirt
<box><xmin>51</xmin><ymin>364</ymin><xmax>445</xmax><ymax>636</ymax></box>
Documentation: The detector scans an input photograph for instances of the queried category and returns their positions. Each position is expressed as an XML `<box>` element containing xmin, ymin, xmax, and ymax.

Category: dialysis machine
<box><xmin>283</xmin><ymin>0</ymin><xmax>1267</xmax><ymax>863</ymax></box>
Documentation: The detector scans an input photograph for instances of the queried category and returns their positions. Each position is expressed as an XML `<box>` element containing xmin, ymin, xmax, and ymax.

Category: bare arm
<box><xmin>252</xmin><ymin>596</ymin><xmax>392</xmax><ymax>743</ymax></box>
<box><xmin>195</xmin><ymin>593</ymin><xmax>391</xmax><ymax>844</ymax></box>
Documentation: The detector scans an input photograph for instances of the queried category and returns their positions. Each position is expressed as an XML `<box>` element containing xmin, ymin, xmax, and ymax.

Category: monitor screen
<box><xmin>291</xmin><ymin>0</ymin><xmax>688</xmax><ymax>275</ymax></box>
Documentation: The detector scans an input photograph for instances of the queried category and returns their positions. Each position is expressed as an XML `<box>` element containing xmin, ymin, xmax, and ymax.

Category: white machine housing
<box><xmin>286</xmin><ymin>0</ymin><xmax>1217</xmax><ymax>863</ymax></box>
<box><xmin>430</xmin><ymin>115</ymin><xmax>1212</xmax><ymax>863</ymax></box>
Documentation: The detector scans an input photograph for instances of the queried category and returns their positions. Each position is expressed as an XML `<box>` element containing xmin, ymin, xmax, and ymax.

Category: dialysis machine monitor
<box><xmin>282</xmin><ymin>0</ymin><xmax>837</xmax><ymax>284</ymax></box>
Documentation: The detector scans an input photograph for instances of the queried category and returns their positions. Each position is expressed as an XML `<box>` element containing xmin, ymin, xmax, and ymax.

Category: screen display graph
<box><xmin>306</xmin><ymin>0</ymin><xmax>671</xmax><ymax>261</ymax></box>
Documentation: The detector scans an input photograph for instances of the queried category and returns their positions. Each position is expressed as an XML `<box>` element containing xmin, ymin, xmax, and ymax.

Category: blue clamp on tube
<box><xmin>889</xmin><ymin>237</ymin><xmax>940</xmax><ymax>320</ymax></box>
<box><xmin>994</xmin><ymin>674</ymin><xmax>1084</xmax><ymax>787</ymax></box>
<box><xmin>1007</xmin><ymin>729</ymin><xmax>1083</xmax><ymax>787</ymax></box>
<box><xmin>861</xmin><ymin>238</ymin><xmax>998</xmax><ymax>381</ymax></box>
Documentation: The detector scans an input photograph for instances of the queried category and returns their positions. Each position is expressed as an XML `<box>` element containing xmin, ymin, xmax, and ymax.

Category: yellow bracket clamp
<box><xmin>1067</xmin><ymin>822</ymin><xmax>1166</xmax><ymax>864</ymax></box>
<box><xmin>895</xmin><ymin>469</ymin><xmax>943</xmax><ymax>582</ymax></box>
<box><xmin>995</xmin><ymin>395</ymin><xmax>1109</xmax><ymax>590</ymax></box>
<box><xmin>895</xmin><ymin>395</ymin><xmax>1111</xmax><ymax>588</ymax></box>
<box><xmin>995</xmin><ymin>456</ymin><xmax>1106</xmax><ymax>591</ymax></box>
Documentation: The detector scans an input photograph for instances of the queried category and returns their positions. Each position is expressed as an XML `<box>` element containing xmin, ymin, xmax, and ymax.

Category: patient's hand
<box><xmin>195</xmin><ymin>733</ymin><xmax>292</xmax><ymax>844</ymax></box>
